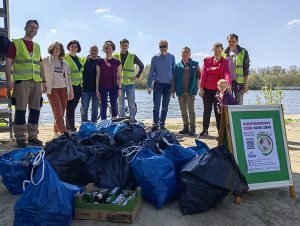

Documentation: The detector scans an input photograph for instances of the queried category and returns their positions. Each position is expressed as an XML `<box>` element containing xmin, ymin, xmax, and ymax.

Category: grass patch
<box><xmin>0</xmin><ymin>138</ymin><xmax>9</xmax><ymax>144</ymax></box>
<box><xmin>285</xmin><ymin>118</ymin><xmax>300</xmax><ymax>124</ymax></box>
<box><xmin>166</xmin><ymin>124</ymin><xmax>181</xmax><ymax>130</ymax></box>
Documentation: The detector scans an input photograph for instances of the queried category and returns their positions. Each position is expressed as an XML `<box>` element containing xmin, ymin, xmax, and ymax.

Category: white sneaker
<box><xmin>53</xmin><ymin>132</ymin><xmax>59</xmax><ymax>139</ymax></box>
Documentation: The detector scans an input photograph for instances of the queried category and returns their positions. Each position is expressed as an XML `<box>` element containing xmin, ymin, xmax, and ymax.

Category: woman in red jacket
<box><xmin>198</xmin><ymin>42</ymin><xmax>231</xmax><ymax>137</ymax></box>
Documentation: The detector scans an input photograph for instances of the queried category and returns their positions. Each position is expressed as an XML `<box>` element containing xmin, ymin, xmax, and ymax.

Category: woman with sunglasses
<box><xmin>198</xmin><ymin>42</ymin><xmax>231</xmax><ymax>137</ymax></box>
<box><xmin>64</xmin><ymin>40</ymin><xmax>84</xmax><ymax>132</ymax></box>
<box><xmin>96</xmin><ymin>41</ymin><xmax>122</xmax><ymax>120</ymax></box>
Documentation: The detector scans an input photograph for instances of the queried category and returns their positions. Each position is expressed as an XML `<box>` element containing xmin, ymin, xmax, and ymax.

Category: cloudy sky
<box><xmin>3</xmin><ymin>0</ymin><xmax>300</xmax><ymax>68</ymax></box>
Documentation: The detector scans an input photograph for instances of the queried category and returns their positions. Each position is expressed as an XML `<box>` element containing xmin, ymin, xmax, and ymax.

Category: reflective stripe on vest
<box><xmin>223</xmin><ymin>49</ymin><xmax>245</xmax><ymax>84</ymax></box>
<box><xmin>113</xmin><ymin>52</ymin><xmax>135</xmax><ymax>85</ymax></box>
<box><xmin>64</xmin><ymin>54</ymin><xmax>83</xmax><ymax>86</ymax></box>
<box><xmin>12</xmin><ymin>39</ymin><xmax>41</xmax><ymax>82</ymax></box>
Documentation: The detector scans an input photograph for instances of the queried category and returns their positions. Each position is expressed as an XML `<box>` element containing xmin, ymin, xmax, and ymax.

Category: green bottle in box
<box><xmin>82</xmin><ymin>192</ymin><xmax>93</xmax><ymax>203</ymax></box>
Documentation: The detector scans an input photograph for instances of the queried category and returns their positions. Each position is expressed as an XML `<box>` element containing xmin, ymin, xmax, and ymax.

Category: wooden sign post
<box><xmin>219</xmin><ymin>105</ymin><xmax>295</xmax><ymax>204</ymax></box>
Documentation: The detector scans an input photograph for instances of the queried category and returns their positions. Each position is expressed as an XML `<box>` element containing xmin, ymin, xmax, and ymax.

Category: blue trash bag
<box><xmin>131</xmin><ymin>147</ymin><xmax>177</xmax><ymax>208</ymax></box>
<box><xmin>97</xmin><ymin>119</ymin><xmax>116</xmax><ymax>134</ymax></box>
<box><xmin>188</xmin><ymin>139</ymin><xmax>209</xmax><ymax>155</ymax></box>
<box><xmin>113</xmin><ymin>122</ymin><xmax>127</xmax><ymax>135</ymax></box>
<box><xmin>14</xmin><ymin>150</ymin><xmax>81</xmax><ymax>226</ymax></box>
<box><xmin>0</xmin><ymin>147</ymin><xmax>41</xmax><ymax>195</ymax></box>
<box><xmin>76</xmin><ymin>122</ymin><xmax>98</xmax><ymax>139</ymax></box>
<box><xmin>163</xmin><ymin>144</ymin><xmax>197</xmax><ymax>175</ymax></box>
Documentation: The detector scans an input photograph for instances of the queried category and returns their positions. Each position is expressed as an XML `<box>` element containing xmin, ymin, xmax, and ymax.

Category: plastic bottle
<box><xmin>122</xmin><ymin>191</ymin><xmax>138</xmax><ymax>205</ymax></box>
<box><xmin>111</xmin><ymin>193</ymin><xmax>127</xmax><ymax>205</ymax></box>
<box><xmin>105</xmin><ymin>187</ymin><xmax>121</xmax><ymax>204</ymax></box>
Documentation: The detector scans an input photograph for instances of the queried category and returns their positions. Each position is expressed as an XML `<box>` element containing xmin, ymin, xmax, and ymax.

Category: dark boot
<box><xmin>189</xmin><ymin>127</ymin><xmax>196</xmax><ymax>136</ymax></box>
<box><xmin>179</xmin><ymin>125</ymin><xmax>190</xmax><ymax>134</ymax></box>
<box><xmin>16</xmin><ymin>139</ymin><xmax>27</xmax><ymax>148</ymax></box>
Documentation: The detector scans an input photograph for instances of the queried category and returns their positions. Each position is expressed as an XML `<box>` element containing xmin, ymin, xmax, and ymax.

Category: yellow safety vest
<box><xmin>64</xmin><ymin>54</ymin><xmax>83</xmax><ymax>85</ymax></box>
<box><xmin>113</xmin><ymin>52</ymin><xmax>135</xmax><ymax>85</ymax></box>
<box><xmin>223</xmin><ymin>49</ymin><xmax>245</xmax><ymax>84</ymax></box>
<box><xmin>12</xmin><ymin>39</ymin><xmax>41</xmax><ymax>82</ymax></box>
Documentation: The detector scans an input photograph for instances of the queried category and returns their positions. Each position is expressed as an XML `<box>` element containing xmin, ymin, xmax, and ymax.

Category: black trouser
<box><xmin>202</xmin><ymin>88</ymin><xmax>220</xmax><ymax>131</ymax></box>
<box><xmin>66</xmin><ymin>84</ymin><xmax>82</xmax><ymax>131</ymax></box>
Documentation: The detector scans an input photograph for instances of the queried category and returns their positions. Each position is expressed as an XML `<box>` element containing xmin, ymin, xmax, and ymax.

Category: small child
<box><xmin>216</xmin><ymin>79</ymin><xmax>239</xmax><ymax>114</ymax></box>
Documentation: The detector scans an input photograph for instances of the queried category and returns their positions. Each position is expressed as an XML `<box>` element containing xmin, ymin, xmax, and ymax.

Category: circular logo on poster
<box><xmin>257</xmin><ymin>133</ymin><xmax>273</xmax><ymax>156</ymax></box>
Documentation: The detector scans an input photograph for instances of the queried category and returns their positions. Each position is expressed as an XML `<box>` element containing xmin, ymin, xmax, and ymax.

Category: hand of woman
<box><xmin>96</xmin><ymin>90</ymin><xmax>101</xmax><ymax>99</ymax></box>
<box><xmin>199</xmin><ymin>88</ymin><xmax>204</xmax><ymax>97</ymax></box>
<box><xmin>69</xmin><ymin>91</ymin><xmax>74</xmax><ymax>100</ymax></box>
<box><xmin>118</xmin><ymin>88</ymin><xmax>122</xmax><ymax>97</ymax></box>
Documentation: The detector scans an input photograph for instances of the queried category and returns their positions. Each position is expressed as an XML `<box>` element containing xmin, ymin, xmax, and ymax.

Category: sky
<box><xmin>2</xmin><ymin>0</ymin><xmax>300</xmax><ymax>69</ymax></box>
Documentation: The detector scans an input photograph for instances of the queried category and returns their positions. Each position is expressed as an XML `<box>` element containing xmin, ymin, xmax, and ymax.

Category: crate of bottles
<box><xmin>74</xmin><ymin>183</ymin><xmax>141</xmax><ymax>223</ymax></box>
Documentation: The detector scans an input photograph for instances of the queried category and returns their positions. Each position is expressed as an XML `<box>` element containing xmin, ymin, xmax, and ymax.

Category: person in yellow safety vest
<box><xmin>113</xmin><ymin>39</ymin><xmax>144</xmax><ymax>118</ymax></box>
<box><xmin>5</xmin><ymin>20</ymin><xmax>47</xmax><ymax>148</ymax></box>
<box><xmin>64</xmin><ymin>40</ymin><xmax>84</xmax><ymax>131</ymax></box>
<box><xmin>223</xmin><ymin>34</ymin><xmax>250</xmax><ymax>104</ymax></box>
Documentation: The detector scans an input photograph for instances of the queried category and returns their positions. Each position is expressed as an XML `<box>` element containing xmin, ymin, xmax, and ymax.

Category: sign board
<box><xmin>219</xmin><ymin>105</ymin><xmax>294</xmax><ymax>194</ymax></box>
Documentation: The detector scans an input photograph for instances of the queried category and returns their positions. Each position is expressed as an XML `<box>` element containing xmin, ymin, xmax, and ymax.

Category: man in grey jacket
<box><xmin>223</xmin><ymin>34</ymin><xmax>250</xmax><ymax>104</ymax></box>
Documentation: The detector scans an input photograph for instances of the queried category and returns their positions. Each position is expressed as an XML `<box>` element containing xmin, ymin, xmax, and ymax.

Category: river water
<box><xmin>36</xmin><ymin>90</ymin><xmax>300</xmax><ymax>124</ymax></box>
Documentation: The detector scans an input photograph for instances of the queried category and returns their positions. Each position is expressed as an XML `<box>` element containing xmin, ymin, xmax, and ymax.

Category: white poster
<box><xmin>240</xmin><ymin>118</ymin><xmax>280</xmax><ymax>173</ymax></box>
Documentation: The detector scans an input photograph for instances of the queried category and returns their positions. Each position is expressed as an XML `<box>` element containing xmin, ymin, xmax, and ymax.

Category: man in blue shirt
<box><xmin>147</xmin><ymin>40</ymin><xmax>175</xmax><ymax>130</ymax></box>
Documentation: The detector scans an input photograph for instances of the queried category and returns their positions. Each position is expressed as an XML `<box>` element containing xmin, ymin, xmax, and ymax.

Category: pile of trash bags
<box><xmin>0</xmin><ymin>117</ymin><xmax>249</xmax><ymax>220</ymax></box>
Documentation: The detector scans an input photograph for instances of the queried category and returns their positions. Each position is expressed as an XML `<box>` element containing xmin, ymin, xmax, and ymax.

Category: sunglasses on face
<box><xmin>159</xmin><ymin>45</ymin><xmax>167</xmax><ymax>49</ymax></box>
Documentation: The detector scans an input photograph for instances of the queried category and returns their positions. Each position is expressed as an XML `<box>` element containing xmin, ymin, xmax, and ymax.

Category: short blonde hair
<box><xmin>217</xmin><ymin>79</ymin><xmax>228</xmax><ymax>86</ymax></box>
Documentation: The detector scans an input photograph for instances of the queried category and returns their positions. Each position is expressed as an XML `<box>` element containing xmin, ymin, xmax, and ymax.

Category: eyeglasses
<box><xmin>159</xmin><ymin>45</ymin><xmax>167</xmax><ymax>49</ymax></box>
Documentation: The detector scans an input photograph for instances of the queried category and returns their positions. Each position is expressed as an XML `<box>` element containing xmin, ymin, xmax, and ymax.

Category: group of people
<box><xmin>5</xmin><ymin>20</ymin><xmax>250</xmax><ymax>148</ymax></box>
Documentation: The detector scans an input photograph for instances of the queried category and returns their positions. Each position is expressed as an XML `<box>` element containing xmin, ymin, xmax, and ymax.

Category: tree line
<box><xmin>135</xmin><ymin>65</ymin><xmax>300</xmax><ymax>90</ymax></box>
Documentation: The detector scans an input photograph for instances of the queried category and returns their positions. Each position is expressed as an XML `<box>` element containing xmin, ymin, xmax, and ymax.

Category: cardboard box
<box><xmin>74</xmin><ymin>184</ymin><xmax>141</xmax><ymax>223</ymax></box>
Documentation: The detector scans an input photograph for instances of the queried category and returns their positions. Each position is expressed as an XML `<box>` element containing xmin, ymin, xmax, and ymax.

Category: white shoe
<box><xmin>53</xmin><ymin>132</ymin><xmax>59</xmax><ymax>139</ymax></box>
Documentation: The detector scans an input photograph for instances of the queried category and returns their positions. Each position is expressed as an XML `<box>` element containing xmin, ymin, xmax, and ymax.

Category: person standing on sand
<box><xmin>147</xmin><ymin>40</ymin><xmax>175</xmax><ymax>130</ymax></box>
<box><xmin>43</xmin><ymin>42</ymin><xmax>74</xmax><ymax>137</ymax></box>
<box><xmin>5</xmin><ymin>20</ymin><xmax>46</xmax><ymax>148</ymax></box>
<box><xmin>113</xmin><ymin>39</ymin><xmax>144</xmax><ymax>119</ymax></box>
<box><xmin>172</xmin><ymin>46</ymin><xmax>201</xmax><ymax>136</ymax></box>
<box><xmin>223</xmin><ymin>34</ymin><xmax>250</xmax><ymax>104</ymax></box>
<box><xmin>96</xmin><ymin>41</ymin><xmax>122</xmax><ymax>120</ymax></box>
<box><xmin>198</xmin><ymin>42</ymin><xmax>231</xmax><ymax>138</ymax></box>
<box><xmin>64</xmin><ymin>40</ymin><xmax>84</xmax><ymax>132</ymax></box>
<box><xmin>81</xmin><ymin>45</ymin><xmax>100</xmax><ymax>123</ymax></box>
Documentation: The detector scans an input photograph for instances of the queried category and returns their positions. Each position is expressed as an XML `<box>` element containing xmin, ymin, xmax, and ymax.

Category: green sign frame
<box><xmin>227</xmin><ymin>105</ymin><xmax>293</xmax><ymax>190</ymax></box>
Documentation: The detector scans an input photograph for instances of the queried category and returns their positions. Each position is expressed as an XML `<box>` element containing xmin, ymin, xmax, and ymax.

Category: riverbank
<box><xmin>0</xmin><ymin>116</ymin><xmax>300</xmax><ymax>226</ymax></box>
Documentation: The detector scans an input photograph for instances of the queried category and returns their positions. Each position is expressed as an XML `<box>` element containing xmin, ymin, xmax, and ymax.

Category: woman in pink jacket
<box><xmin>198</xmin><ymin>42</ymin><xmax>231</xmax><ymax>137</ymax></box>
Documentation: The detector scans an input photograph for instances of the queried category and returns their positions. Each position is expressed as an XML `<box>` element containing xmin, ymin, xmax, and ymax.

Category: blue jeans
<box><xmin>81</xmin><ymin>92</ymin><xmax>99</xmax><ymax>123</ymax></box>
<box><xmin>118</xmin><ymin>84</ymin><xmax>136</xmax><ymax>118</ymax></box>
<box><xmin>153</xmin><ymin>82</ymin><xmax>172</xmax><ymax>126</ymax></box>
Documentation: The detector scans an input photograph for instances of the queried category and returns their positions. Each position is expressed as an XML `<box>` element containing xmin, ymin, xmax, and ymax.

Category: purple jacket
<box><xmin>216</xmin><ymin>90</ymin><xmax>239</xmax><ymax>114</ymax></box>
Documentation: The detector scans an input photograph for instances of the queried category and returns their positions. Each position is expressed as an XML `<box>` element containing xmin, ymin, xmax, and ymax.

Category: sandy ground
<box><xmin>0</xmin><ymin>116</ymin><xmax>300</xmax><ymax>226</ymax></box>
